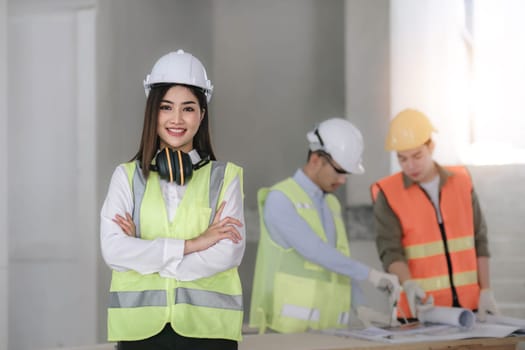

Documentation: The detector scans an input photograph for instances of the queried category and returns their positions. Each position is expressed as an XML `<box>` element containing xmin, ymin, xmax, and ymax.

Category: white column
<box><xmin>75</xmin><ymin>6</ymin><xmax>98</xmax><ymax>344</ymax></box>
<box><xmin>7</xmin><ymin>3</ymin><xmax>97</xmax><ymax>348</ymax></box>
<box><xmin>390</xmin><ymin>0</ymin><xmax>469</xmax><ymax>172</ymax></box>
<box><xmin>344</xmin><ymin>0</ymin><xmax>390</xmax><ymax>205</ymax></box>
<box><xmin>0</xmin><ymin>0</ymin><xmax>8</xmax><ymax>348</ymax></box>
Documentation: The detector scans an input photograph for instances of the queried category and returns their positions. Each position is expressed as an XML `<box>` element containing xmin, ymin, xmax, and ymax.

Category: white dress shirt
<box><xmin>100</xmin><ymin>164</ymin><xmax>246</xmax><ymax>281</ymax></box>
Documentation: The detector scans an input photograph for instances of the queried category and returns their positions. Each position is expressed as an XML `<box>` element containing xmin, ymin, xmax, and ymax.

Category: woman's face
<box><xmin>157</xmin><ymin>85</ymin><xmax>204</xmax><ymax>153</ymax></box>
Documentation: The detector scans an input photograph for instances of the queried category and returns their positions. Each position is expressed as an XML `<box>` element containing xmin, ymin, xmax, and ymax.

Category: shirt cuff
<box><xmin>159</xmin><ymin>238</ymin><xmax>185</xmax><ymax>277</ymax></box>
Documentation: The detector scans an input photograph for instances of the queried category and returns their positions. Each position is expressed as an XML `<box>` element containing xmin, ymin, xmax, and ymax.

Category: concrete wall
<box><xmin>345</xmin><ymin>0</ymin><xmax>391</xmax><ymax>206</ymax></box>
<box><xmin>469</xmin><ymin>165</ymin><xmax>525</xmax><ymax>318</ymax></box>
<box><xmin>0</xmin><ymin>0</ymin><xmax>8</xmax><ymax>349</ymax></box>
<box><xmin>210</xmin><ymin>1</ymin><xmax>346</xmax><ymax>212</ymax></box>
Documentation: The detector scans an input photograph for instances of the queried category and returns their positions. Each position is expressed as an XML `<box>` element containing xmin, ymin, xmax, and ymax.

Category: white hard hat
<box><xmin>143</xmin><ymin>49</ymin><xmax>214</xmax><ymax>103</ymax></box>
<box><xmin>306</xmin><ymin>118</ymin><xmax>365</xmax><ymax>174</ymax></box>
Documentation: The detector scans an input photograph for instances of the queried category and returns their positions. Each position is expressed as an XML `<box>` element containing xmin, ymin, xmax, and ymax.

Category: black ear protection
<box><xmin>150</xmin><ymin>148</ymin><xmax>210</xmax><ymax>185</ymax></box>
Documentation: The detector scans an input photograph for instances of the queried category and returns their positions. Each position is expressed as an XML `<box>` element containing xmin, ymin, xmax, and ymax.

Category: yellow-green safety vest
<box><xmin>107</xmin><ymin>160</ymin><xmax>244</xmax><ymax>341</ymax></box>
<box><xmin>249</xmin><ymin>178</ymin><xmax>351</xmax><ymax>334</ymax></box>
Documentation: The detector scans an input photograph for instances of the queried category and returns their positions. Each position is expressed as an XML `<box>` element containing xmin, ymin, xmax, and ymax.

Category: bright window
<box><xmin>459</xmin><ymin>0</ymin><xmax>525</xmax><ymax>165</ymax></box>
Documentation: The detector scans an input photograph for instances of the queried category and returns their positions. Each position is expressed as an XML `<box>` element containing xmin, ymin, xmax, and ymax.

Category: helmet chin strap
<box><xmin>306</xmin><ymin>127</ymin><xmax>325</xmax><ymax>153</ymax></box>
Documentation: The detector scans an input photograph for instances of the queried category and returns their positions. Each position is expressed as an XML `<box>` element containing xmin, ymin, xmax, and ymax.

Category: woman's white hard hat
<box><xmin>143</xmin><ymin>49</ymin><xmax>213</xmax><ymax>103</ymax></box>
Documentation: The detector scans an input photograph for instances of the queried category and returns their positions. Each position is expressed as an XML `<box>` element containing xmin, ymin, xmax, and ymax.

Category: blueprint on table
<box><xmin>321</xmin><ymin>314</ymin><xmax>525</xmax><ymax>344</ymax></box>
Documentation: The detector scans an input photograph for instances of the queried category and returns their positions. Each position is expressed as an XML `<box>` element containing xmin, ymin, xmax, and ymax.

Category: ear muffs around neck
<box><xmin>153</xmin><ymin>148</ymin><xmax>194</xmax><ymax>185</ymax></box>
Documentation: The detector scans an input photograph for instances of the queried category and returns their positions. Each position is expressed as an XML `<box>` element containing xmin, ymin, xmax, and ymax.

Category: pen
<box><xmin>396</xmin><ymin>301</ymin><xmax>409</xmax><ymax>324</ymax></box>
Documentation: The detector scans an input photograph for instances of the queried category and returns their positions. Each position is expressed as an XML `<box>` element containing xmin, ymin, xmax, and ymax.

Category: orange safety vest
<box><xmin>371</xmin><ymin>166</ymin><xmax>479</xmax><ymax>318</ymax></box>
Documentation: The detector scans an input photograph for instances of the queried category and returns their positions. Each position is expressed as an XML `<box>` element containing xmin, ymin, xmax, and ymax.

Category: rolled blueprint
<box><xmin>418</xmin><ymin>306</ymin><xmax>475</xmax><ymax>330</ymax></box>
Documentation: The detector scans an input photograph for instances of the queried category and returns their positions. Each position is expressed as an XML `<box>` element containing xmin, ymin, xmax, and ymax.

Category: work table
<box><xmin>46</xmin><ymin>332</ymin><xmax>525</xmax><ymax>350</ymax></box>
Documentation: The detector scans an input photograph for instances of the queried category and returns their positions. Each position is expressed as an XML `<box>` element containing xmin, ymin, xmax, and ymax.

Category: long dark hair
<box><xmin>132</xmin><ymin>83</ymin><xmax>216</xmax><ymax>178</ymax></box>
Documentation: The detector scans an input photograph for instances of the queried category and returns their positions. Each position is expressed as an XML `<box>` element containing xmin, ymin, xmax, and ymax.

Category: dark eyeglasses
<box><xmin>319</xmin><ymin>153</ymin><xmax>349</xmax><ymax>175</ymax></box>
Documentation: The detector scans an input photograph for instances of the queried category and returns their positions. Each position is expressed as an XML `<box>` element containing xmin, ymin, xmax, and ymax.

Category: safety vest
<box><xmin>249</xmin><ymin>178</ymin><xmax>351</xmax><ymax>334</ymax></box>
<box><xmin>107</xmin><ymin>160</ymin><xmax>244</xmax><ymax>341</ymax></box>
<box><xmin>371</xmin><ymin>166</ymin><xmax>479</xmax><ymax>318</ymax></box>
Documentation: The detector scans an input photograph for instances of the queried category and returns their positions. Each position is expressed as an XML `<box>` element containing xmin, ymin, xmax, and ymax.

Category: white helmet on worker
<box><xmin>143</xmin><ymin>49</ymin><xmax>214</xmax><ymax>103</ymax></box>
<box><xmin>306</xmin><ymin>118</ymin><xmax>365</xmax><ymax>174</ymax></box>
<box><xmin>385</xmin><ymin>109</ymin><xmax>437</xmax><ymax>151</ymax></box>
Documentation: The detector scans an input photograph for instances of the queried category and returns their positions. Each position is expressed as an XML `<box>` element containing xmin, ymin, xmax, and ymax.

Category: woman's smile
<box><xmin>166</xmin><ymin>127</ymin><xmax>187</xmax><ymax>137</ymax></box>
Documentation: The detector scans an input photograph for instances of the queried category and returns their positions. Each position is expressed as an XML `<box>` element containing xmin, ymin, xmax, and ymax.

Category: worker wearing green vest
<box><xmin>100</xmin><ymin>50</ymin><xmax>245</xmax><ymax>350</ymax></box>
<box><xmin>250</xmin><ymin>118</ymin><xmax>401</xmax><ymax>334</ymax></box>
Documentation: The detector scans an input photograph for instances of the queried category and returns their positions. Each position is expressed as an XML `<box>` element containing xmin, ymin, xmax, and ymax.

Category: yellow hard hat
<box><xmin>385</xmin><ymin>109</ymin><xmax>437</xmax><ymax>151</ymax></box>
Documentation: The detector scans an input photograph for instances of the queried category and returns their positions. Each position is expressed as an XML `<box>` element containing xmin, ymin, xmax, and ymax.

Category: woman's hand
<box><xmin>185</xmin><ymin>201</ymin><xmax>243</xmax><ymax>255</ymax></box>
<box><xmin>113</xmin><ymin>212</ymin><xmax>136</xmax><ymax>237</ymax></box>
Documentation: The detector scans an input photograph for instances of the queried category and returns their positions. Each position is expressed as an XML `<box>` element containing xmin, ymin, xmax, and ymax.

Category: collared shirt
<box><xmin>100</xmin><ymin>163</ymin><xmax>246</xmax><ymax>281</ymax></box>
<box><xmin>264</xmin><ymin>169</ymin><xmax>370</xmax><ymax>286</ymax></box>
<box><xmin>374</xmin><ymin>163</ymin><xmax>489</xmax><ymax>271</ymax></box>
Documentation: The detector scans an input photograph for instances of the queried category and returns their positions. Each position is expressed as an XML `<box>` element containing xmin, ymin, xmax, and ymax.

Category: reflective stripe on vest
<box><xmin>109</xmin><ymin>290</ymin><xmax>167</xmax><ymax>308</ymax></box>
<box><xmin>415</xmin><ymin>270</ymin><xmax>478</xmax><ymax>291</ymax></box>
<box><xmin>281</xmin><ymin>304</ymin><xmax>320</xmax><ymax>322</ymax></box>
<box><xmin>208</xmin><ymin>161</ymin><xmax>226</xmax><ymax>225</ymax></box>
<box><xmin>109</xmin><ymin>287</ymin><xmax>242</xmax><ymax>311</ymax></box>
<box><xmin>405</xmin><ymin>236</ymin><xmax>475</xmax><ymax>259</ymax></box>
<box><xmin>132</xmin><ymin>163</ymin><xmax>146</xmax><ymax>238</ymax></box>
<box><xmin>279</xmin><ymin>304</ymin><xmax>349</xmax><ymax>326</ymax></box>
<box><xmin>175</xmin><ymin>287</ymin><xmax>243</xmax><ymax>311</ymax></box>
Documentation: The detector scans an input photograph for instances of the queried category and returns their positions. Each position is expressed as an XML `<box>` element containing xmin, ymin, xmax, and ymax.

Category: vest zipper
<box><xmin>418</xmin><ymin>185</ymin><xmax>460</xmax><ymax>307</ymax></box>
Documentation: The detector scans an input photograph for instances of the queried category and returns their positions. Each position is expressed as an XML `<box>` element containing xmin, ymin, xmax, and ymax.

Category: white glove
<box><xmin>402</xmin><ymin>280</ymin><xmax>433</xmax><ymax>318</ymax></box>
<box><xmin>477</xmin><ymin>289</ymin><xmax>500</xmax><ymax>322</ymax></box>
<box><xmin>368</xmin><ymin>269</ymin><xmax>400</xmax><ymax>297</ymax></box>
<box><xmin>356</xmin><ymin>306</ymin><xmax>401</xmax><ymax>328</ymax></box>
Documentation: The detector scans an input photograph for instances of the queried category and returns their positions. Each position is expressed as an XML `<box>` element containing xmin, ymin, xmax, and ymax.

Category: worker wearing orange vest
<box><xmin>370</xmin><ymin>109</ymin><xmax>500</xmax><ymax>321</ymax></box>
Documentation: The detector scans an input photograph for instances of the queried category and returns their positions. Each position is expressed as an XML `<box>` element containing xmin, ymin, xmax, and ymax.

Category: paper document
<box><xmin>329</xmin><ymin>323</ymin><xmax>523</xmax><ymax>344</ymax></box>
<box><xmin>418</xmin><ymin>306</ymin><xmax>475</xmax><ymax>329</ymax></box>
<box><xmin>321</xmin><ymin>311</ymin><xmax>525</xmax><ymax>344</ymax></box>
<box><xmin>483</xmin><ymin>314</ymin><xmax>525</xmax><ymax>330</ymax></box>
